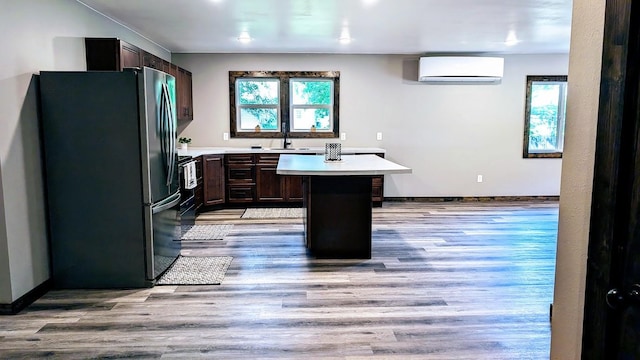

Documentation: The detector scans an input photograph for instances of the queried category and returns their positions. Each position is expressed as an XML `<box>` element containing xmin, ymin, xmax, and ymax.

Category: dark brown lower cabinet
<box><xmin>286</xmin><ymin>176</ymin><xmax>304</xmax><ymax>202</ymax></box>
<box><xmin>256</xmin><ymin>165</ymin><xmax>285</xmax><ymax>202</ymax></box>
<box><xmin>372</xmin><ymin>176</ymin><xmax>383</xmax><ymax>205</ymax></box>
<box><xmin>256</xmin><ymin>154</ymin><xmax>283</xmax><ymax>202</ymax></box>
<box><xmin>223</xmin><ymin>152</ymin><xmax>383</xmax><ymax>206</ymax></box>
<box><xmin>203</xmin><ymin>155</ymin><xmax>225</xmax><ymax>206</ymax></box>
<box><xmin>304</xmin><ymin>176</ymin><xmax>373</xmax><ymax>259</ymax></box>
<box><xmin>226</xmin><ymin>154</ymin><xmax>256</xmax><ymax>203</ymax></box>
<box><xmin>256</xmin><ymin>154</ymin><xmax>303</xmax><ymax>203</ymax></box>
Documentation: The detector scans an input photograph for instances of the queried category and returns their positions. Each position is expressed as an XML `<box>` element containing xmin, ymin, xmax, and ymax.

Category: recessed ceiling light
<box><xmin>362</xmin><ymin>0</ymin><xmax>378</xmax><ymax>5</ymax></box>
<box><xmin>339</xmin><ymin>28</ymin><xmax>352</xmax><ymax>44</ymax></box>
<box><xmin>237</xmin><ymin>31</ymin><xmax>252</xmax><ymax>43</ymax></box>
<box><xmin>505</xmin><ymin>30</ymin><xmax>520</xmax><ymax>46</ymax></box>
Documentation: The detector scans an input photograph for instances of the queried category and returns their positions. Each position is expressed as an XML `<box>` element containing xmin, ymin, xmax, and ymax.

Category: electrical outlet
<box><xmin>223</xmin><ymin>132</ymin><xmax>229</xmax><ymax>141</ymax></box>
<box><xmin>340</xmin><ymin>132</ymin><xmax>346</xmax><ymax>141</ymax></box>
<box><xmin>477</xmin><ymin>175</ymin><xmax>483</xmax><ymax>183</ymax></box>
<box><xmin>376</xmin><ymin>132</ymin><xmax>383</xmax><ymax>141</ymax></box>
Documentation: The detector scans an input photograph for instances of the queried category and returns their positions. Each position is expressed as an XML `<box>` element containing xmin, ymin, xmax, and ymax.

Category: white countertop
<box><xmin>276</xmin><ymin>154</ymin><xmax>412</xmax><ymax>176</ymax></box>
<box><xmin>177</xmin><ymin>146</ymin><xmax>386</xmax><ymax>157</ymax></box>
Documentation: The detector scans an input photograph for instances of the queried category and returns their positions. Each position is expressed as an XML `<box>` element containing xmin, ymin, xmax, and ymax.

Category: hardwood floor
<box><xmin>0</xmin><ymin>201</ymin><xmax>558</xmax><ymax>359</ymax></box>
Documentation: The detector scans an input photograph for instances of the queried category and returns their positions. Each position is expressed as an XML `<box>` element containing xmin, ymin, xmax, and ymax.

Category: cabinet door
<box><xmin>177</xmin><ymin>66</ymin><xmax>193</xmax><ymax>121</ymax></box>
<box><xmin>285</xmin><ymin>176</ymin><xmax>304</xmax><ymax>203</ymax></box>
<box><xmin>203</xmin><ymin>155</ymin><xmax>225</xmax><ymax>205</ymax></box>
<box><xmin>372</xmin><ymin>176</ymin><xmax>384</xmax><ymax>204</ymax></box>
<box><xmin>167</xmin><ymin>63</ymin><xmax>178</xmax><ymax>79</ymax></box>
<box><xmin>285</xmin><ymin>176</ymin><xmax>304</xmax><ymax>202</ymax></box>
<box><xmin>142</xmin><ymin>51</ymin><xmax>163</xmax><ymax>70</ymax></box>
<box><xmin>85</xmin><ymin>38</ymin><xmax>131</xmax><ymax>71</ymax></box>
<box><xmin>161</xmin><ymin>60</ymin><xmax>172</xmax><ymax>74</ymax></box>
<box><xmin>120</xmin><ymin>41</ymin><xmax>142</xmax><ymax>68</ymax></box>
<box><xmin>256</xmin><ymin>166</ymin><xmax>285</xmax><ymax>202</ymax></box>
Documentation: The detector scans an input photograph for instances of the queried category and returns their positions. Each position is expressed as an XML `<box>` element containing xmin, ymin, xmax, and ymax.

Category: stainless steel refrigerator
<box><xmin>39</xmin><ymin>67</ymin><xmax>181</xmax><ymax>288</ymax></box>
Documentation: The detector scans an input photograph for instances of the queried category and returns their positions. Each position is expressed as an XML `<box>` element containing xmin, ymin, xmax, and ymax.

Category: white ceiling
<box><xmin>77</xmin><ymin>0</ymin><xmax>573</xmax><ymax>55</ymax></box>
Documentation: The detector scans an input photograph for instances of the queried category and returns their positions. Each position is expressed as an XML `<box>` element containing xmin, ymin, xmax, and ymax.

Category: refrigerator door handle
<box><xmin>161</xmin><ymin>83</ymin><xmax>175</xmax><ymax>189</ymax></box>
<box><xmin>167</xmin><ymin>83</ymin><xmax>176</xmax><ymax>186</ymax></box>
<box><xmin>157</xmin><ymin>85</ymin><xmax>169</xmax><ymax>186</ymax></box>
<box><xmin>166</xmin><ymin>83</ymin><xmax>176</xmax><ymax>187</ymax></box>
<box><xmin>152</xmin><ymin>191</ymin><xmax>181</xmax><ymax>214</ymax></box>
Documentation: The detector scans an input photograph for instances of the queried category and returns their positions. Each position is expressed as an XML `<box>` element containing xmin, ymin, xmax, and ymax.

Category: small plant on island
<box><xmin>178</xmin><ymin>137</ymin><xmax>192</xmax><ymax>144</ymax></box>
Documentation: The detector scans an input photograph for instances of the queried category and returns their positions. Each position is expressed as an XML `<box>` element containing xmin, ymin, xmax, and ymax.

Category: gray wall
<box><xmin>0</xmin><ymin>0</ymin><xmax>170</xmax><ymax>304</ymax></box>
<box><xmin>174</xmin><ymin>53</ymin><xmax>568</xmax><ymax>197</ymax></box>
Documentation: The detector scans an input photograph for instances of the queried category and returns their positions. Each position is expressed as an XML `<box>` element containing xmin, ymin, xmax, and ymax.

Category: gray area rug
<box><xmin>182</xmin><ymin>224</ymin><xmax>233</xmax><ymax>240</ymax></box>
<box><xmin>241</xmin><ymin>207</ymin><xmax>304</xmax><ymax>219</ymax></box>
<box><xmin>156</xmin><ymin>256</ymin><xmax>233</xmax><ymax>285</ymax></box>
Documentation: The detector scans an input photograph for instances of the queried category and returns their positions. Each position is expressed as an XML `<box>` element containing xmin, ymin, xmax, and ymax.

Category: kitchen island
<box><xmin>277</xmin><ymin>154</ymin><xmax>411</xmax><ymax>258</ymax></box>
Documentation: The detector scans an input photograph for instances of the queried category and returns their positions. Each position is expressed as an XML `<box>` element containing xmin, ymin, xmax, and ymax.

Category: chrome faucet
<box><xmin>282</xmin><ymin>121</ymin><xmax>292</xmax><ymax>149</ymax></box>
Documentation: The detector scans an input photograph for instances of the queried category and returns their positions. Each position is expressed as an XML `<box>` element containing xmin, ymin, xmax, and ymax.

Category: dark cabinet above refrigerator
<box><xmin>85</xmin><ymin>37</ymin><xmax>193</xmax><ymax>122</ymax></box>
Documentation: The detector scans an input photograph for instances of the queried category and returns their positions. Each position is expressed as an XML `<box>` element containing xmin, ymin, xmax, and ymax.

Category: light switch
<box><xmin>340</xmin><ymin>132</ymin><xmax>346</xmax><ymax>141</ymax></box>
<box><xmin>477</xmin><ymin>175</ymin><xmax>483</xmax><ymax>183</ymax></box>
<box><xmin>376</xmin><ymin>132</ymin><xmax>383</xmax><ymax>141</ymax></box>
<box><xmin>223</xmin><ymin>132</ymin><xmax>229</xmax><ymax>141</ymax></box>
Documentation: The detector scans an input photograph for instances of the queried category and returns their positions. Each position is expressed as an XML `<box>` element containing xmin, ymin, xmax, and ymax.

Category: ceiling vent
<box><xmin>418</xmin><ymin>56</ymin><xmax>504</xmax><ymax>83</ymax></box>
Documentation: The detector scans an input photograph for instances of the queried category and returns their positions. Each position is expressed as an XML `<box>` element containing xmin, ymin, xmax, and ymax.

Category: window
<box><xmin>290</xmin><ymin>79</ymin><xmax>334</xmax><ymax>132</ymax></box>
<box><xmin>236</xmin><ymin>78</ymin><xmax>280</xmax><ymax>132</ymax></box>
<box><xmin>230</xmin><ymin>71</ymin><xmax>340</xmax><ymax>138</ymax></box>
<box><xmin>523</xmin><ymin>75</ymin><xmax>568</xmax><ymax>158</ymax></box>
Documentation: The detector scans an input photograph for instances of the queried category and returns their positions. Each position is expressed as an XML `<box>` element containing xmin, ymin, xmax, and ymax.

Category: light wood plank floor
<box><xmin>0</xmin><ymin>201</ymin><xmax>558</xmax><ymax>359</ymax></box>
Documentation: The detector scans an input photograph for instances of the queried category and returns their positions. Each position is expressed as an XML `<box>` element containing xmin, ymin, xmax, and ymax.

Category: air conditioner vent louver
<box><xmin>419</xmin><ymin>56</ymin><xmax>504</xmax><ymax>83</ymax></box>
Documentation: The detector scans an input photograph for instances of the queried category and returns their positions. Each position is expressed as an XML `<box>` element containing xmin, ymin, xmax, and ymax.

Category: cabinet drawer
<box><xmin>256</xmin><ymin>154</ymin><xmax>280</xmax><ymax>165</ymax></box>
<box><xmin>225</xmin><ymin>154</ymin><xmax>254</xmax><ymax>164</ymax></box>
<box><xmin>227</xmin><ymin>165</ymin><xmax>255</xmax><ymax>182</ymax></box>
<box><xmin>227</xmin><ymin>186</ymin><xmax>255</xmax><ymax>202</ymax></box>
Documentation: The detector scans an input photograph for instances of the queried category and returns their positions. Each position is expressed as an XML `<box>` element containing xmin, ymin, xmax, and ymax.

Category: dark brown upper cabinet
<box><xmin>85</xmin><ymin>38</ymin><xmax>142</xmax><ymax>71</ymax></box>
<box><xmin>85</xmin><ymin>37</ymin><xmax>193</xmax><ymax>122</ymax></box>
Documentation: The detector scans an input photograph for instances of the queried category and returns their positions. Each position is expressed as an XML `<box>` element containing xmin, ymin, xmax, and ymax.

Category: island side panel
<box><xmin>304</xmin><ymin>176</ymin><xmax>372</xmax><ymax>259</ymax></box>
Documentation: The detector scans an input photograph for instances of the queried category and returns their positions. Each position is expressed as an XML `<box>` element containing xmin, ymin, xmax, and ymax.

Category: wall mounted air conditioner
<box><xmin>418</xmin><ymin>56</ymin><xmax>504</xmax><ymax>83</ymax></box>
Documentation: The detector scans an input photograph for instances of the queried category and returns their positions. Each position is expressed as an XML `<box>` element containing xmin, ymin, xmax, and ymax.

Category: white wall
<box><xmin>550</xmin><ymin>0</ymin><xmax>605</xmax><ymax>358</ymax></box>
<box><xmin>173</xmin><ymin>53</ymin><xmax>568</xmax><ymax>197</ymax></box>
<box><xmin>0</xmin><ymin>0</ymin><xmax>171</xmax><ymax>304</ymax></box>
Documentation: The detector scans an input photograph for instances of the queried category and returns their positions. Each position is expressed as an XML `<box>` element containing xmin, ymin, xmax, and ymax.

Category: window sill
<box><xmin>232</xmin><ymin>131</ymin><xmax>338</xmax><ymax>139</ymax></box>
<box><xmin>523</xmin><ymin>152</ymin><xmax>563</xmax><ymax>159</ymax></box>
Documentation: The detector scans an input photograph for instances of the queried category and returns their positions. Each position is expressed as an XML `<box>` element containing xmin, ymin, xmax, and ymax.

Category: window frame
<box><xmin>229</xmin><ymin>71</ymin><xmax>340</xmax><ymax>139</ymax></box>
<box><xmin>523</xmin><ymin>75</ymin><xmax>568</xmax><ymax>158</ymax></box>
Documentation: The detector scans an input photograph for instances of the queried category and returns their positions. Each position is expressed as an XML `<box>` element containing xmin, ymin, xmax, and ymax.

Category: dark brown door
<box><xmin>286</xmin><ymin>176</ymin><xmax>304</xmax><ymax>202</ymax></box>
<box><xmin>203</xmin><ymin>155</ymin><xmax>225</xmax><ymax>205</ymax></box>
<box><xmin>582</xmin><ymin>0</ymin><xmax>640</xmax><ymax>358</ymax></box>
<box><xmin>120</xmin><ymin>41</ymin><xmax>141</xmax><ymax>69</ymax></box>
<box><xmin>256</xmin><ymin>165</ymin><xmax>285</xmax><ymax>202</ymax></box>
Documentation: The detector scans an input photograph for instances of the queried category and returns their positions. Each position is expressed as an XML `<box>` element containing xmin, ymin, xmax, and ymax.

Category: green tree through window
<box><xmin>291</xmin><ymin>79</ymin><xmax>333</xmax><ymax>131</ymax></box>
<box><xmin>523</xmin><ymin>75</ymin><xmax>567</xmax><ymax>158</ymax></box>
<box><xmin>236</xmin><ymin>79</ymin><xmax>279</xmax><ymax>131</ymax></box>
